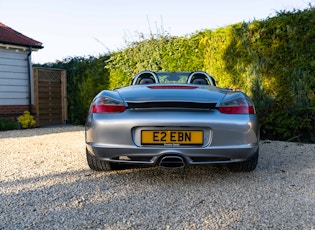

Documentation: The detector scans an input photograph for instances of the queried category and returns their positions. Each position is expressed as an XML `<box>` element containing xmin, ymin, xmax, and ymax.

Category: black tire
<box><xmin>86</xmin><ymin>149</ymin><xmax>112</xmax><ymax>171</ymax></box>
<box><xmin>227</xmin><ymin>149</ymin><xmax>259</xmax><ymax>172</ymax></box>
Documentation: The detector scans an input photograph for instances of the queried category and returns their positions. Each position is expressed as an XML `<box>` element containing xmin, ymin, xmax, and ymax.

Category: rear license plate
<box><xmin>141</xmin><ymin>130</ymin><xmax>203</xmax><ymax>145</ymax></box>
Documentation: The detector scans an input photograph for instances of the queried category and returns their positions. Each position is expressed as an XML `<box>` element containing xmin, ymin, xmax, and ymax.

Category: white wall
<box><xmin>0</xmin><ymin>48</ymin><xmax>32</xmax><ymax>105</ymax></box>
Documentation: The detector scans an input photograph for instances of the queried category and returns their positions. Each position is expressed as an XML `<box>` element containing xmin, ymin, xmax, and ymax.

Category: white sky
<box><xmin>0</xmin><ymin>0</ymin><xmax>311</xmax><ymax>64</ymax></box>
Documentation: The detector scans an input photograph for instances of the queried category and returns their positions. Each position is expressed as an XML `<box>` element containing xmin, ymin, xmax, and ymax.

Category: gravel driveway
<box><xmin>0</xmin><ymin>126</ymin><xmax>314</xmax><ymax>229</ymax></box>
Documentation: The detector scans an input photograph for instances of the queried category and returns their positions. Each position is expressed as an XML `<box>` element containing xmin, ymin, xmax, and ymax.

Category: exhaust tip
<box><xmin>159</xmin><ymin>156</ymin><xmax>185</xmax><ymax>168</ymax></box>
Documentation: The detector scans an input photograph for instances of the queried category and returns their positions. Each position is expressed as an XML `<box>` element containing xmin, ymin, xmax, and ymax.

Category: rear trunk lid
<box><xmin>116</xmin><ymin>85</ymin><xmax>228</xmax><ymax>109</ymax></box>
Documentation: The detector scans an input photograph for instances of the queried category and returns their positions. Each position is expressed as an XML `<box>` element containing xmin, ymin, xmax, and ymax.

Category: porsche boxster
<box><xmin>85</xmin><ymin>71</ymin><xmax>259</xmax><ymax>172</ymax></box>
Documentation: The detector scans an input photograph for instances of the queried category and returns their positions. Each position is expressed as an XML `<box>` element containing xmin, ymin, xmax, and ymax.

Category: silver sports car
<box><xmin>85</xmin><ymin>71</ymin><xmax>259</xmax><ymax>172</ymax></box>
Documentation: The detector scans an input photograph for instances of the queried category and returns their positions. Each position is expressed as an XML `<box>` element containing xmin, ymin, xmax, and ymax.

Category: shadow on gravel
<box><xmin>0</xmin><ymin>160</ymin><xmax>297</xmax><ymax>229</ymax></box>
<box><xmin>1</xmin><ymin>142</ymin><xmax>314</xmax><ymax>229</ymax></box>
<box><xmin>1</xmin><ymin>166</ymin><xmax>238</xmax><ymax>228</ymax></box>
<box><xmin>1</xmin><ymin>165</ymin><xmax>232</xmax><ymax>189</ymax></box>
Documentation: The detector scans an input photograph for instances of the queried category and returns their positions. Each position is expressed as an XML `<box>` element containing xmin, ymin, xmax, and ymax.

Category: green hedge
<box><xmin>0</xmin><ymin>118</ymin><xmax>18</xmax><ymax>131</ymax></box>
<box><xmin>37</xmin><ymin>7</ymin><xmax>315</xmax><ymax>142</ymax></box>
<box><xmin>107</xmin><ymin>8</ymin><xmax>315</xmax><ymax>142</ymax></box>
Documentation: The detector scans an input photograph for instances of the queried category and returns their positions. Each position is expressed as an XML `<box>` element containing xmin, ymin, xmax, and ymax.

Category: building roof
<box><xmin>0</xmin><ymin>22</ymin><xmax>43</xmax><ymax>49</ymax></box>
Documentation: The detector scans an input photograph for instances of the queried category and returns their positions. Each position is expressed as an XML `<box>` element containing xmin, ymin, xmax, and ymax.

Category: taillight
<box><xmin>218</xmin><ymin>98</ymin><xmax>255</xmax><ymax>114</ymax></box>
<box><xmin>90</xmin><ymin>97</ymin><xmax>126</xmax><ymax>113</ymax></box>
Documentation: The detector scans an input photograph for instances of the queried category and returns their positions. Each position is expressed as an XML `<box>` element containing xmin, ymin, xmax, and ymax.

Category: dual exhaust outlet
<box><xmin>159</xmin><ymin>156</ymin><xmax>185</xmax><ymax>168</ymax></box>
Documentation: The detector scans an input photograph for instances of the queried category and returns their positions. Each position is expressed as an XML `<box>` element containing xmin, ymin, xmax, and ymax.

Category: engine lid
<box><xmin>116</xmin><ymin>84</ymin><xmax>228</xmax><ymax>105</ymax></box>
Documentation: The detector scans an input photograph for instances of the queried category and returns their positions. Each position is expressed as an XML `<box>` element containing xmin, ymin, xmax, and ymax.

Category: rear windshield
<box><xmin>156</xmin><ymin>72</ymin><xmax>190</xmax><ymax>84</ymax></box>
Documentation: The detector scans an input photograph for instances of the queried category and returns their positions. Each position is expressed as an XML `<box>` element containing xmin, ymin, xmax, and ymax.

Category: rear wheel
<box><xmin>227</xmin><ymin>149</ymin><xmax>259</xmax><ymax>172</ymax></box>
<box><xmin>86</xmin><ymin>149</ymin><xmax>112</xmax><ymax>171</ymax></box>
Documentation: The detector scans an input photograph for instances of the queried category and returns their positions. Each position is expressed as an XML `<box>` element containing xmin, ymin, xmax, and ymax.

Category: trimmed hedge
<box><xmin>0</xmin><ymin>118</ymin><xmax>18</xmax><ymax>131</ymax></box>
<box><xmin>107</xmin><ymin>7</ymin><xmax>315</xmax><ymax>142</ymax></box>
<box><xmin>37</xmin><ymin>7</ymin><xmax>315</xmax><ymax>142</ymax></box>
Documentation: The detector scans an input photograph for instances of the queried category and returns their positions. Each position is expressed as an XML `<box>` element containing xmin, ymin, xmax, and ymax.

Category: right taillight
<box><xmin>218</xmin><ymin>98</ymin><xmax>255</xmax><ymax>114</ymax></box>
<box><xmin>90</xmin><ymin>97</ymin><xmax>126</xmax><ymax>113</ymax></box>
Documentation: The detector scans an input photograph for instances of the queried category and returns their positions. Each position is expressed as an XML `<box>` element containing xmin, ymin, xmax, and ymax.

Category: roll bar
<box><xmin>187</xmin><ymin>71</ymin><xmax>216</xmax><ymax>86</ymax></box>
<box><xmin>131</xmin><ymin>71</ymin><xmax>159</xmax><ymax>85</ymax></box>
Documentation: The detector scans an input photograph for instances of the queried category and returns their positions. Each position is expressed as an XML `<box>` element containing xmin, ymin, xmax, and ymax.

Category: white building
<box><xmin>0</xmin><ymin>22</ymin><xmax>43</xmax><ymax>120</ymax></box>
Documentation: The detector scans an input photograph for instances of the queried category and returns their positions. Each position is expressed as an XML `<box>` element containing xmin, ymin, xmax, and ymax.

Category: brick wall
<box><xmin>0</xmin><ymin>105</ymin><xmax>36</xmax><ymax>120</ymax></box>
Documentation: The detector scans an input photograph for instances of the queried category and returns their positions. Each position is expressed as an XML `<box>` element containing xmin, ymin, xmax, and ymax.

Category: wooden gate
<box><xmin>33</xmin><ymin>68</ymin><xmax>67</xmax><ymax>126</ymax></box>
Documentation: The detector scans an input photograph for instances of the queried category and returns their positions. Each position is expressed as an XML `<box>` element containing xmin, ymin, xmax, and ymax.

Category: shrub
<box><xmin>17</xmin><ymin>111</ymin><xmax>36</xmax><ymax>129</ymax></box>
<box><xmin>0</xmin><ymin>118</ymin><xmax>18</xmax><ymax>131</ymax></box>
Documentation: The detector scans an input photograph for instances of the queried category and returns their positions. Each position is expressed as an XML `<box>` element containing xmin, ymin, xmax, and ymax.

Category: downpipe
<box><xmin>27</xmin><ymin>46</ymin><xmax>32</xmax><ymax>113</ymax></box>
<box><xmin>159</xmin><ymin>156</ymin><xmax>185</xmax><ymax>169</ymax></box>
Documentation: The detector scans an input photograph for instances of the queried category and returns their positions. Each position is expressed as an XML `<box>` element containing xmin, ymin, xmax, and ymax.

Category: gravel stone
<box><xmin>0</xmin><ymin>126</ymin><xmax>314</xmax><ymax>229</ymax></box>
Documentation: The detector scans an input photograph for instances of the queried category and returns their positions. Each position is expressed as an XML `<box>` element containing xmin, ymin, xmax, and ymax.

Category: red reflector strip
<box><xmin>148</xmin><ymin>85</ymin><xmax>197</xmax><ymax>89</ymax></box>
<box><xmin>91</xmin><ymin>104</ymin><xmax>126</xmax><ymax>113</ymax></box>
<box><xmin>218</xmin><ymin>106</ymin><xmax>255</xmax><ymax>114</ymax></box>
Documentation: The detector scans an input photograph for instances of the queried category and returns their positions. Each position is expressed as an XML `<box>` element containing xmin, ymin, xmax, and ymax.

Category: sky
<box><xmin>0</xmin><ymin>0</ymin><xmax>312</xmax><ymax>64</ymax></box>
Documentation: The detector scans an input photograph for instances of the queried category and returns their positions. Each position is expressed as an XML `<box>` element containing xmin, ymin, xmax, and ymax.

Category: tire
<box><xmin>86</xmin><ymin>149</ymin><xmax>112</xmax><ymax>171</ymax></box>
<box><xmin>227</xmin><ymin>149</ymin><xmax>259</xmax><ymax>172</ymax></box>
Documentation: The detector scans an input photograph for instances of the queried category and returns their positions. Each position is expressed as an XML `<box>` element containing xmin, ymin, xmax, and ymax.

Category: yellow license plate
<box><xmin>141</xmin><ymin>130</ymin><xmax>203</xmax><ymax>145</ymax></box>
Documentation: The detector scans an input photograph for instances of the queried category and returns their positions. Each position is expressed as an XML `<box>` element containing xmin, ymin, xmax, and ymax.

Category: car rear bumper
<box><xmin>85</xmin><ymin>110</ymin><xmax>259</xmax><ymax>166</ymax></box>
<box><xmin>86</xmin><ymin>142</ymin><xmax>259</xmax><ymax>166</ymax></box>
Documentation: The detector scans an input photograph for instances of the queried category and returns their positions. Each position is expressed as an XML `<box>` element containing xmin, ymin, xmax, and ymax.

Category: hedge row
<box><xmin>38</xmin><ymin>7</ymin><xmax>315</xmax><ymax>142</ymax></box>
<box><xmin>106</xmin><ymin>8</ymin><xmax>315</xmax><ymax>142</ymax></box>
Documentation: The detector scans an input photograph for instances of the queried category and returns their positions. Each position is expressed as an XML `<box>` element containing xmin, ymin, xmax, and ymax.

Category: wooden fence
<box><xmin>33</xmin><ymin>68</ymin><xmax>67</xmax><ymax>126</ymax></box>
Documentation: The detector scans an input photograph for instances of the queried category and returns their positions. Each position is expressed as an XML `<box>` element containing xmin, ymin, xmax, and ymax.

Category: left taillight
<box><xmin>90</xmin><ymin>97</ymin><xmax>126</xmax><ymax>113</ymax></box>
<box><xmin>218</xmin><ymin>97</ymin><xmax>255</xmax><ymax>114</ymax></box>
